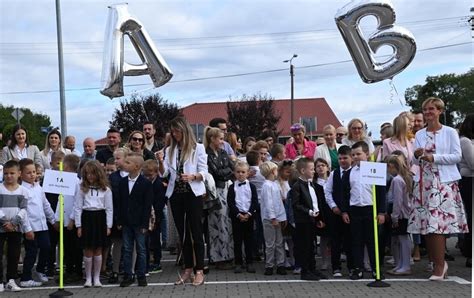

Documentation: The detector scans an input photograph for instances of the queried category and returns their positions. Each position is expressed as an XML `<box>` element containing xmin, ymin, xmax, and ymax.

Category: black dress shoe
<box><xmin>350</xmin><ymin>269</ymin><xmax>363</xmax><ymax>280</ymax></box>
<box><xmin>301</xmin><ymin>272</ymin><xmax>320</xmax><ymax>281</ymax></box>
<box><xmin>120</xmin><ymin>277</ymin><xmax>134</xmax><ymax>287</ymax></box>
<box><xmin>276</xmin><ymin>266</ymin><xmax>287</xmax><ymax>275</ymax></box>
<box><xmin>264</xmin><ymin>267</ymin><xmax>273</xmax><ymax>275</ymax></box>
<box><xmin>108</xmin><ymin>272</ymin><xmax>119</xmax><ymax>284</ymax></box>
<box><xmin>137</xmin><ymin>277</ymin><xmax>147</xmax><ymax>287</ymax></box>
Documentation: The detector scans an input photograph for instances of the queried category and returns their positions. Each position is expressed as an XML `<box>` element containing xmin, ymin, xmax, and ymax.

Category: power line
<box><xmin>0</xmin><ymin>15</ymin><xmax>468</xmax><ymax>48</ymax></box>
<box><xmin>0</xmin><ymin>41</ymin><xmax>471</xmax><ymax>96</ymax></box>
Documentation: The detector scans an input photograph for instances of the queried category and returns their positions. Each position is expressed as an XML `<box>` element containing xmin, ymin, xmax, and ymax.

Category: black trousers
<box><xmin>0</xmin><ymin>232</ymin><xmax>22</xmax><ymax>282</ymax></box>
<box><xmin>232</xmin><ymin>216</ymin><xmax>254</xmax><ymax>265</ymax></box>
<box><xmin>295</xmin><ymin>222</ymin><xmax>316</xmax><ymax>274</ymax></box>
<box><xmin>329</xmin><ymin>213</ymin><xmax>354</xmax><ymax>271</ymax></box>
<box><xmin>460</xmin><ymin>176</ymin><xmax>472</xmax><ymax>258</ymax></box>
<box><xmin>349</xmin><ymin>206</ymin><xmax>384</xmax><ymax>271</ymax></box>
<box><xmin>64</xmin><ymin>227</ymin><xmax>83</xmax><ymax>275</ymax></box>
<box><xmin>47</xmin><ymin>223</ymin><xmax>58</xmax><ymax>275</ymax></box>
<box><xmin>170</xmin><ymin>192</ymin><xmax>205</xmax><ymax>270</ymax></box>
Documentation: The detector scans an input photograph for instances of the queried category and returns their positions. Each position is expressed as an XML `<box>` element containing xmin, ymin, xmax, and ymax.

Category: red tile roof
<box><xmin>181</xmin><ymin>97</ymin><xmax>342</xmax><ymax>136</ymax></box>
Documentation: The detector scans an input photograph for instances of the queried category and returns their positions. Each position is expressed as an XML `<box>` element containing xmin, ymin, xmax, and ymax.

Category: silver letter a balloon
<box><xmin>100</xmin><ymin>3</ymin><xmax>173</xmax><ymax>98</ymax></box>
<box><xmin>335</xmin><ymin>0</ymin><xmax>416</xmax><ymax>83</ymax></box>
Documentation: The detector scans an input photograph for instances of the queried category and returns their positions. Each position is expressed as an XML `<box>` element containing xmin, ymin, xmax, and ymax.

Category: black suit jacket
<box><xmin>152</xmin><ymin>177</ymin><xmax>167</xmax><ymax>222</ymax></box>
<box><xmin>117</xmin><ymin>174</ymin><xmax>153</xmax><ymax>229</ymax></box>
<box><xmin>291</xmin><ymin>178</ymin><xmax>325</xmax><ymax>224</ymax></box>
<box><xmin>227</xmin><ymin>182</ymin><xmax>259</xmax><ymax>219</ymax></box>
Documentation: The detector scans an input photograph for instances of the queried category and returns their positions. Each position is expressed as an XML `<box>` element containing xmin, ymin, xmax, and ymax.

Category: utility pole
<box><xmin>470</xmin><ymin>7</ymin><xmax>473</xmax><ymax>38</ymax></box>
<box><xmin>55</xmin><ymin>0</ymin><xmax>67</xmax><ymax>137</ymax></box>
<box><xmin>283</xmin><ymin>54</ymin><xmax>298</xmax><ymax>125</ymax></box>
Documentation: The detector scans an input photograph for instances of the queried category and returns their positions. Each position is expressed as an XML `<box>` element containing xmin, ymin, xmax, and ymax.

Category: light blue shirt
<box><xmin>260</xmin><ymin>180</ymin><xmax>287</xmax><ymax>222</ymax></box>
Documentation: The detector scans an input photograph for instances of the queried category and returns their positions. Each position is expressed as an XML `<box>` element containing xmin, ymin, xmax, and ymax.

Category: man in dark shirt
<box><xmin>96</xmin><ymin>127</ymin><xmax>122</xmax><ymax>166</ymax></box>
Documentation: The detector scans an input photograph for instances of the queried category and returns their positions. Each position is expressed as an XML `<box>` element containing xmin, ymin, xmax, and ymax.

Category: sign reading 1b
<box><xmin>360</xmin><ymin>161</ymin><xmax>387</xmax><ymax>186</ymax></box>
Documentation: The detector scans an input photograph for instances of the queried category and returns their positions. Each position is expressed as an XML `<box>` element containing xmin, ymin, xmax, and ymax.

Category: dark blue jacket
<box><xmin>117</xmin><ymin>175</ymin><xmax>153</xmax><ymax>229</ymax></box>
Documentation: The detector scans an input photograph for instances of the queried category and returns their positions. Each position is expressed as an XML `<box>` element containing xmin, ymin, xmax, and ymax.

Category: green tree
<box><xmin>405</xmin><ymin>69</ymin><xmax>474</xmax><ymax>126</ymax></box>
<box><xmin>0</xmin><ymin>105</ymin><xmax>51</xmax><ymax>149</ymax></box>
<box><xmin>110</xmin><ymin>93</ymin><xmax>181</xmax><ymax>142</ymax></box>
<box><xmin>226</xmin><ymin>93</ymin><xmax>281</xmax><ymax>140</ymax></box>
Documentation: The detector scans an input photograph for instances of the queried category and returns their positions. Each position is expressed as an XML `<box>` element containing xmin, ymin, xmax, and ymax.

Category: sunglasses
<box><xmin>282</xmin><ymin>160</ymin><xmax>293</xmax><ymax>166</ymax></box>
<box><xmin>132</xmin><ymin>137</ymin><xmax>144</xmax><ymax>142</ymax></box>
<box><xmin>336</xmin><ymin>133</ymin><xmax>346</xmax><ymax>136</ymax></box>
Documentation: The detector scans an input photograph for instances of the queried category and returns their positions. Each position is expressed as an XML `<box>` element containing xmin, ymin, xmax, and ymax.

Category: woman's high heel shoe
<box><xmin>429</xmin><ymin>261</ymin><xmax>448</xmax><ymax>281</ymax></box>
<box><xmin>192</xmin><ymin>271</ymin><xmax>205</xmax><ymax>286</ymax></box>
<box><xmin>175</xmin><ymin>269</ymin><xmax>194</xmax><ymax>285</ymax></box>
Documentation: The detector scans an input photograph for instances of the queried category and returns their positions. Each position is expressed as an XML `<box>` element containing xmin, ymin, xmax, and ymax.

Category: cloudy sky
<box><xmin>0</xmin><ymin>0</ymin><xmax>472</xmax><ymax>150</ymax></box>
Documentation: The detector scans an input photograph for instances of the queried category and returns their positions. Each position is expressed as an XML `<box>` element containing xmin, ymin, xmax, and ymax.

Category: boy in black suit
<box><xmin>227</xmin><ymin>161</ymin><xmax>259</xmax><ymax>274</ymax></box>
<box><xmin>324</xmin><ymin>145</ymin><xmax>354</xmax><ymax>277</ymax></box>
<box><xmin>117</xmin><ymin>153</ymin><xmax>153</xmax><ymax>287</ymax></box>
<box><xmin>291</xmin><ymin>157</ymin><xmax>327</xmax><ymax>281</ymax></box>
<box><xmin>341</xmin><ymin>141</ymin><xmax>386</xmax><ymax>280</ymax></box>
<box><xmin>142</xmin><ymin>160</ymin><xmax>167</xmax><ymax>274</ymax></box>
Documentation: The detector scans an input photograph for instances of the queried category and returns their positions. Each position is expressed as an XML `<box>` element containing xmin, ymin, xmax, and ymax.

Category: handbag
<box><xmin>202</xmin><ymin>173</ymin><xmax>222</xmax><ymax>211</ymax></box>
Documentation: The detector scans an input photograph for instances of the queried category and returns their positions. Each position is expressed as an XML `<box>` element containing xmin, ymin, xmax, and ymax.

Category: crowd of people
<box><xmin>0</xmin><ymin>96</ymin><xmax>471</xmax><ymax>292</ymax></box>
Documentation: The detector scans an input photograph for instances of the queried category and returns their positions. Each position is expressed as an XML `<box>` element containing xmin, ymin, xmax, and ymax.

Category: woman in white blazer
<box><xmin>314</xmin><ymin>124</ymin><xmax>341</xmax><ymax>170</ymax></box>
<box><xmin>0</xmin><ymin>124</ymin><xmax>41</xmax><ymax>165</ymax></box>
<box><xmin>159</xmin><ymin>116</ymin><xmax>208</xmax><ymax>286</ymax></box>
<box><xmin>38</xmin><ymin>129</ymin><xmax>70</xmax><ymax>170</ymax></box>
<box><xmin>408</xmin><ymin>97</ymin><xmax>468</xmax><ymax>281</ymax></box>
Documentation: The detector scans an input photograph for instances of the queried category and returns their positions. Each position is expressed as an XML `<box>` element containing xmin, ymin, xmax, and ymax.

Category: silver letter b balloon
<box><xmin>100</xmin><ymin>3</ymin><xmax>173</xmax><ymax>98</ymax></box>
<box><xmin>335</xmin><ymin>0</ymin><xmax>416</xmax><ymax>83</ymax></box>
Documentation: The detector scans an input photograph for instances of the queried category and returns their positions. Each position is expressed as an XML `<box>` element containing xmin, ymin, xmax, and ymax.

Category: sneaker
<box><xmin>145</xmin><ymin>273</ymin><xmax>150</xmax><ymax>277</ymax></box>
<box><xmin>276</xmin><ymin>266</ymin><xmax>287</xmax><ymax>275</ymax></box>
<box><xmin>84</xmin><ymin>280</ymin><xmax>92</xmax><ymax>288</ymax></box>
<box><xmin>333</xmin><ymin>269</ymin><xmax>342</xmax><ymax>278</ymax></box>
<box><xmin>20</xmin><ymin>280</ymin><xmax>42</xmax><ymax>288</ymax></box>
<box><xmin>234</xmin><ymin>265</ymin><xmax>243</xmax><ymax>274</ymax></box>
<box><xmin>350</xmin><ymin>269</ymin><xmax>363</xmax><ymax>280</ymax></box>
<box><xmin>246</xmin><ymin>264</ymin><xmax>256</xmax><ymax>273</ymax></box>
<box><xmin>293</xmin><ymin>267</ymin><xmax>301</xmax><ymax>275</ymax></box>
<box><xmin>372</xmin><ymin>271</ymin><xmax>385</xmax><ymax>280</ymax></box>
<box><xmin>120</xmin><ymin>277</ymin><xmax>134</xmax><ymax>287</ymax></box>
<box><xmin>33</xmin><ymin>271</ymin><xmax>49</xmax><ymax>283</ymax></box>
<box><xmin>0</xmin><ymin>283</ymin><xmax>4</xmax><ymax>292</ymax></box>
<box><xmin>264</xmin><ymin>267</ymin><xmax>273</xmax><ymax>275</ymax></box>
<box><xmin>5</xmin><ymin>279</ymin><xmax>22</xmax><ymax>292</ymax></box>
<box><xmin>137</xmin><ymin>277</ymin><xmax>147</xmax><ymax>287</ymax></box>
<box><xmin>149</xmin><ymin>264</ymin><xmax>162</xmax><ymax>274</ymax></box>
<box><xmin>108</xmin><ymin>272</ymin><xmax>119</xmax><ymax>284</ymax></box>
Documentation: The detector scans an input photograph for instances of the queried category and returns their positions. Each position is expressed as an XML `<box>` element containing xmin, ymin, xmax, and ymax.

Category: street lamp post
<box><xmin>283</xmin><ymin>54</ymin><xmax>298</xmax><ymax>125</ymax></box>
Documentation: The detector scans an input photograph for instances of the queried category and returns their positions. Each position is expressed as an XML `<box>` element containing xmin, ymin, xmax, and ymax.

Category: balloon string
<box><xmin>389</xmin><ymin>79</ymin><xmax>404</xmax><ymax>107</ymax></box>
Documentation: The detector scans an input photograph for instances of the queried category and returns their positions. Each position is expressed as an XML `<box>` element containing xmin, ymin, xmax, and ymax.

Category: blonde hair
<box><xmin>114</xmin><ymin>147</ymin><xmax>130</xmax><ymax>158</ymax></box>
<box><xmin>392</xmin><ymin>115</ymin><xmax>409</xmax><ymax>142</ymax></box>
<box><xmin>80</xmin><ymin>160</ymin><xmax>109</xmax><ymax>193</ymax></box>
<box><xmin>347</xmin><ymin>118</ymin><xmax>367</xmax><ymax>141</ymax></box>
<box><xmin>143</xmin><ymin>159</ymin><xmax>159</xmax><ymax>172</ymax></box>
<box><xmin>168</xmin><ymin>116</ymin><xmax>196</xmax><ymax>163</ymax></box>
<box><xmin>387</xmin><ymin>155</ymin><xmax>413</xmax><ymax>194</ymax></box>
<box><xmin>422</xmin><ymin>97</ymin><xmax>445</xmax><ymax>111</ymax></box>
<box><xmin>234</xmin><ymin>160</ymin><xmax>250</xmax><ymax>171</ymax></box>
<box><xmin>259</xmin><ymin>161</ymin><xmax>278</xmax><ymax>178</ymax></box>
<box><xmin>203</xmin><ymin>126</ymin><xmax>223</xmax><ymax>149</ymax></box>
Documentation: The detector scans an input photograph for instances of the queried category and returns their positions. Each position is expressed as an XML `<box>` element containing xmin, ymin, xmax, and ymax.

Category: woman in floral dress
<box><xmin>408</xmin><ymin>97</ymin><xmax>469</xmax><ymax>281</ymax></box>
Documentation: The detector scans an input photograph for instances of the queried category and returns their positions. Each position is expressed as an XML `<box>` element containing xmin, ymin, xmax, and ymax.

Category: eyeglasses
<box><xmin>132</xmin><ymin>137</ymin><xmax>144</xmax><ymax>142</ymax></box>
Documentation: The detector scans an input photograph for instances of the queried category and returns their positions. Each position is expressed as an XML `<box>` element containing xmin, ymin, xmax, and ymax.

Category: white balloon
<box><xmin>100</xmin><ymin>3</ymin><xmax>173</xmax><ymax>98</ymax></box>
<box><xmin>335</xmin><ymin>0</ymin><xmax>416</xmax><ymax>83</ymax></box>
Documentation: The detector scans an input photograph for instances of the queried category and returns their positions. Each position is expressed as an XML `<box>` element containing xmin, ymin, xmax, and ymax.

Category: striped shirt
<box><xmin>0</xmin><ymin>184</ymin><xmax>31</xmax><ymax>233</ymax></box>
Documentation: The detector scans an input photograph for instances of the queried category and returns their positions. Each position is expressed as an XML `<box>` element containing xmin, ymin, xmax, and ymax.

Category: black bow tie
<box><xmin>238</xmin><ymin>182</ymin><xmax>247</xmax><ymax>186</ymax></box>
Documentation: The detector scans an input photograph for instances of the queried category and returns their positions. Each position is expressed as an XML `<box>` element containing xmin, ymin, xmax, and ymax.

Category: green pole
<box><xmin>59</xmin><ymin>161</ymin><xmax>64</xmax><ymax>289</ymax></box>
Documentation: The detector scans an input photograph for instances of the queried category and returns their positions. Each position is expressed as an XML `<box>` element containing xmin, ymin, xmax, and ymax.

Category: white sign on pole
<box><xmin>43</xmin><ymin>169</ymin><xmax>77</xmax><ymax>196</ymax></box>
<box><xmin>11</xmin><ymin>108</ymin><xmax>24</xmax><ymax>121</ymax></box>
<box><xmin>360</xmin><ymin>161</ymin><xmax>387</xmax><ymax>186</ymax></box>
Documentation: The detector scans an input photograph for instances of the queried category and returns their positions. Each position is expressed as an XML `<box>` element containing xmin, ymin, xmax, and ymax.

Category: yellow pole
<box><xmin>371</xmin><ymin>155</ymin><xmax>381</xmax><ymax>280</ymax></box>
<box><xmin>59</xmin><ymin>162</ymin><xmax>64</xmax><ymax>289</ymax></box>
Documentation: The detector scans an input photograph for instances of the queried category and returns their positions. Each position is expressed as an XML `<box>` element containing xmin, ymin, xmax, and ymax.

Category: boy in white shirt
<box><xmin>19</xmin><ymin>159</ymin><xmax>55</xmax><ymax>288</ymax></box>
<box><xmin>259</xmin><ymin>161</ymin><xmax>287</xmax><ymax>276</ymax></box>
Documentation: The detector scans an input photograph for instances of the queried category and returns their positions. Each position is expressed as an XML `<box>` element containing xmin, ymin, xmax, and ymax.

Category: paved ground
<box><xmin>4</xmin><ymin>238</ymin><xmax>472</xmax><ymax>297</ymax></box>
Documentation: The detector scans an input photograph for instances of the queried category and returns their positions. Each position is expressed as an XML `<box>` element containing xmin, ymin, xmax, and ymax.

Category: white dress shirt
<box><xmin>324</xmin><ymin>167</ymin><xmax>351</xmax><ymax>209</ymax></box>
<box><xmin>307</xmin><ymin>180</ymin><xmax>320</xmax><ymax>215</ymax></box>
<box><xmin>15</xmin><ymin>145</ymin><xmax>28</xmax><ymax>160</ymax></box>
<box><xmin>260</xmin><ymin>180</ymin><xmax>287</xmax><ymax>221</ymax></box>
<box><xmin>234</xmin><ymin>179</ymin><xmax>251</xmax><ymax>214</ymax></box>
<box><xmin>128</xmin><ymin>175</ymin><xmax>139</xmax><ymax>194</ymax></box>
<box><xmin>22</xmin><ymin>181</ymin><xmax>55</xmax><ymax>232</ymax></box>
<box><xmin>74</xmin><ymin>186</ymin><xmax>113</xmax><ymax>228</ymax></box>
<box><xmin>349</xmin><ymin>165</ymin><xmax>373</xmax><ymax>207</ymax></box>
